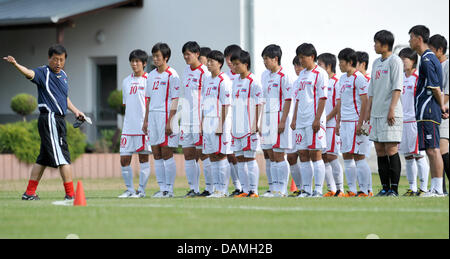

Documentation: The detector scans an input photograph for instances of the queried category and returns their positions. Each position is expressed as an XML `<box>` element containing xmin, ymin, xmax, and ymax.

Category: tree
<box><xmin>10</xmin><ymin>93</ymin><xmax>37</xmax><ymax>122</ymax></box>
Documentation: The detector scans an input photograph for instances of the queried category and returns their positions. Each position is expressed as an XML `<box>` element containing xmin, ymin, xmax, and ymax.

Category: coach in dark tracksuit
<box><xmin>3</xmin><ymin>44</ymin><xmax>86</xmax><ymax>200</ymax></box>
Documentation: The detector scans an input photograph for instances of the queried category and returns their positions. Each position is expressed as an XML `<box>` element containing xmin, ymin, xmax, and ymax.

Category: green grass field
<box><xmin>0</xmin><ymin>175</ymin><xmax>448</xmax><ymax>239</ymax></box>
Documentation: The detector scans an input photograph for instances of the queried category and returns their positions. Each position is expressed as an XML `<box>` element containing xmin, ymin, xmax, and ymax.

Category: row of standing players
<box><xmin>118</xmin><ymin>32</ymin><xmax>449</xmax><ymax>199</ymax></box>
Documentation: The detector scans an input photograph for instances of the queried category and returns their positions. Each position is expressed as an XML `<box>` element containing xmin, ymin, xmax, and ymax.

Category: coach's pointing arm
<box><xmin>3</xmin><ymin>56</ymin><xmax>35</xmax><ymax>80</ymax></box>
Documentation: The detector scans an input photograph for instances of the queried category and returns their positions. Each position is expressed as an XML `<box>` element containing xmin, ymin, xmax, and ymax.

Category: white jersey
<box><xmin>122</xmin><ymin>72</ymin><xmax>148</xmax><ymax>136</ymax></box>
<box><xmin>232</xmin><ymin>73</ymin><xmax>264</xmax><ymax>139</ymax></box>
<box><xmin>226</xmin><ymin>70</ymin><xmax>240</xmax><ymax>83</ymax></box>
<box><xmin>146</xmin><ymin>67</ymin><xmax>181</xmax><ymax>113</ymax></box>
<box><xmin>337</xmin><ymin>71</ymin><xmax>368</xmax><ymax>122</ymax></box>
<box><xmin>325</xmin><ymin>75</ymin><xmax>339</xmax><ymax>127</ymax></box>
<box><xmin>295</xmin><ymin>65</ymin><xmax>328</xmax><ymax>129</ymax></box>
<box><xmin>261</xmin><ymin>67</ymin><xmax>294</xmax><ymax>113</ymax></box>
<box><xmin>179</xmin><ymin>64</ymin><xmax>211</xmax><ymax>127</ymax></box>
<box><xmin>442</xmin><ymin>59</ymin><xmax>449</xmax><ymax>99</ymax></box>
<box><xmin>401</xmin><ymin>70</ymin><xmax>419</xmax><ymax>122</ymax></box>
<box><xmin>202</xmin><ymin>72</ymin><xmax>233</xmax><ymax>118</ymax></box>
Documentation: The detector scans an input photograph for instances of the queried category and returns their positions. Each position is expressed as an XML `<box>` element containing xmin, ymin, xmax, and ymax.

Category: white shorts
<box><xmin>325</xmin><ymin>127</ymin><xmax>341</xmax><ymax>155</ymax></box>
<box><xmin>179</xmin><ymin>125</ymin><xmax>202</xmax><ymax>149</ymax></box>
<box><xmin>261</xmin><ymin>112</ymin><xmax>293</xmax><ymax>152</ymax></box>
<box><xmin>202</xmin><ymin>117</ymin><xmax>233</xmax><ymax>155</ymax></box>
<box><xmin>148</xmin><ymin>111</ymin><xmax>179</xmax><ymax>148</ymax></box>
<box><xmin>440</xmin><ymin>118</ymin><xmax>449</xmax><ymax>139</ymax></box>
<box><xmin>286</xmin><ymin>129</ymin><xmax>301</xmax><ymax>154</ymax></box>
<box><xmin>399</xmin><ymin>121</ymin><xmax>419</xmax><ymax>155</ymax></box>
<box><xmin>120</xmin><ymin>135</ymin><xmax>151</xmax><ymax>156</ymax></box>
<box><xmin>296</xmin><ymin>125</ymin><xmax>327</xmax><ymax>151</ymax></box>
<box><xmin>340</xmin><ymin>121</ymin><xmax>370</xmax><ymax>155</ymax></box>
<box><xmin>233</xmin><ymin>134</ymin><xmax>260</xmax><ymax>158</ymax></box>
<box><xmin>369</xmin><ymin>116</ymin><xmax>403</xmax><ymax>143</ymax></box>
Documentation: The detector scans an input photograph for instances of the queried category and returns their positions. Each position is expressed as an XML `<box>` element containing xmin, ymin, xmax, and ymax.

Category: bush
<box><xmin>10</xmin><ymin>93</ymin><xmax>37</xmax><ymax>121</ymax></box>
<box><xmin>0</xmin><ymin>120</ymin><xmax>86</xmax><ymax>164</ymax></box>
<box><xmin>107</xmin><ymin>90</ymin><xmax>125</xmax><ymax>116</ymax></box>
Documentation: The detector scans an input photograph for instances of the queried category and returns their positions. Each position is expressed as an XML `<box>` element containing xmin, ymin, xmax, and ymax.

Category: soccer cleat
<box><xmin>184</xmin><ymin>189</ymin><xmax>200</xmax><ymax>198</ymax></box>
<box><xmin>207</xmin><ymin>191</ymin><xmax>226</xmax><ymax>198</ymax></box>
<box><xmin>368</xmin><ymin>191</ymin><xmax>374</xmax><ymax>197</ymax></box>
<box><xmin>311</xmin><ymin>191</ymin><xmax>323</xmax><ymax>198</ymax></box>
<box><xmin>131</xmin><ymin>191</ymin><xmax>146</xmax><ymax>198</ymax></box>
<box><xmin>247</xmin><ymin>191</ymin><xmax>259</xmax><ymax>198</ymax></box>
<box><xmin>162</xmin><ymin>191</ymin><xmax>173</xmax><ymax>198</ymax></box>
<box><xmin>375</xmin><ymin>189</ymin><xmax>389</xmax><ymax>197</ymax></box>
<box><xmin>386</xmin><ymin>189</ymin><xmax>398</xmax><ymax>197</ymax></box>
<box><xmin>118</xmin><ymin>190</ymin><xmax>135</xmax><ymax>198</ymax></box>
<box><xmin>229</xmin><ymin>189</ymin><xmax>243</xmax><ymax>197</ymax></box>
<box><xmin>289</xmin><ymin>190</ymin><xmax>302</xmax><ymax>197</ymax></box>
<box><xmin>199</xmin><ymin>190</ymin><xmax>212</xmax><ymax>197</ymax></box>
<box><xmin>356</xmin><ymin>191</ymin><xmax>369</xmax><ymax>197</ymax></box>
<box><xmin>345</xmin><ymin>191</ymin><xmax>357</xmax><ymax>197</ymax></box>
<box><xmin>296</xmin><ymin>191</ymin><xmax>312</xmax><ymax>198</ymax></box>
<box><xmin>152</xmin><ymin>191</ymin><xmax>165</xmax><ymax>198</ymax></box>
<box><xmin>420</xmin><ymin>189</ymin><xmax>445</xmax><ymax>198</ymax></box>
<box><xmin>323</xmin><ymin>190</ymin><xmax>336</xmax><ymax>197</ymax></box>
<box><xmin>234</xmin><ymin>192</ymin><xmax>249</xmax><ymax>198</ymax></box>
<box><xmin>22</xmin><ymin>192</ymin><xmax>40</xmax><ymax>200</ymax></box>
<box><xmin>64</xmin><ymin>195</ymin><xmax>74</xmax><ymax>201</ymax></box>
<box><xmin>273</xmin><ymin>191</ymin><xmax>287</xmax><ymax>198</ymax></box>
<box><xmin>403</xmin><ymin>189</ymin><xmax>417</xmax><ymax>197</ymax></box>
<box><xmin>334</xmin><ymin>190</ymin><xmax>345</xmax><ymax>197</ymax></box>
<box><xmin>262</xmin><ymin>190</ymin><xmax>274</xmax><ymax>197</ymax></box>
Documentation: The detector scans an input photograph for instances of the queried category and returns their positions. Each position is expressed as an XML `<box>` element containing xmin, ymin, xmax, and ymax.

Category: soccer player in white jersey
<box><xmin>260</xmin><ymin>44</ymin><xmax>294</xmax><ymax>197</ymax></box>
<box><xmin>336</xmin><ymin>48</ymin><xmax>372</xmax><ymax>197</ymax></box>
<box><xmin>118</xmin><ymin>49</ymin><xmax>152</xmax><ymax>198</ymax></box>
<box><xmin>398</xmin><ymin>47</ymin><xmax>430</xmax><ymax>196</ymax></box>
<box><xmin>143</xmin><ymin>43</ymin><xmax>180</xmax><ymax>198</ymax></box>
<box><xmin>230</xmin><ymin>50</ymin><xmax>264</xmax><ymax>198</ymax></box>
<box><xmin>290</xmin><ymin>43</ymin><xmax>328</xmax><ymax>198</ymax></box>
<box><xmin>317</xmin><ymin>53</ymin><xmax>345</xmax><ymax>197</ymax></box>
<box><xmin>287</xmin><ymin>56</ymin><xmax>305</xmax><ymax>196</ymax></box>
<box><xmin>429</xmin><ymin>34</ymin><xmax>449</xmax><ymax>195</ymax></box>
<box><xmin>224</xmin><ymin>44</ymin><xmax>243</xmax><ymax>196</ymax></box>
<box><xmin>201</xmin><ymin>50</ymin><xmax>233</xmax><ymax>198</ymax></box>
<box><xmin>179</xmin><ymin>41</ymin><xmax>212</xmax><ymax>197</ymax></box>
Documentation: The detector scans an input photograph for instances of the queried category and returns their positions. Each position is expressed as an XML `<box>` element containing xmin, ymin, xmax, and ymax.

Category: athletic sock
<box><xmin>344</xmin><ymin>159</ymin><xmax>357</xmax><ymax>194</ymax></box>
<box><xmin>277</xmin><ymin>160</ymin><xmax>290</xmax><ymax>195</ymax></box>
<box><xmin>389</xmin><ymin>153</ymin><xmax>401</xmax><ymax>193</ymax></box>
<box><xmin>416</xmin><ymin>156</ymin><xmax>429</xmax><ymax>191</ymax></box>
<box><xmin>154</xmin><ymin>159</ymin><xmax>166</xmax><ymax>192</ymax></box>
<box><xmin>194</xmin><ymin>160</ymin><xmax>200</xmax><ymax>193</ymax></box>
<box><xmin>355</xmin><ymin>159</ymin><xmax>371</xmax><ymax>194</ymax></box>
<box><xmin>164</xmin><ymin>157</ymin><xmax>176</xmax><ymax>194</ymax></box>
<box><xmin>237</xmin><ymin>162</ymin><xmax>249</xmax><ymax>194</ymax></box>
<box><xmin>313</xmin><ymin>160</ymin><xmax>325</xmax><ymax>194</ymax></box>
<box><xmin>138</xmin><ymin>162</ymin><xmax>151</xmax><ymax>193</ymax></box>
<box><xmin>202</xmin><ymin>158</ymin><xmax>214</xmax><ymax>193</ymax></box>
<box><xmin>324</xmin><ymin>162</ymin><xmax>336</xmax><ymax>192</ymax></box>
<box><xmin>211</xmin><ymin>161</ymin><xmax>220</xmax><ymax>193</ymax></box>
<box><xmin>25</xmin><ymin>180</ymin><xmax>39</xmax><ymax>196</ymax></box>
<box><xmin>405</xmin><ymin>158</ymin><xmax>418</xmax><ymax>192</ymax></box>
<box><xmin>270</xmin><ymin>161</ymin><xmax>277</xmax><ymax>192</ymax></box>
<box><xmin>247</xmin><ymin>160</ymin><xmax>260</xmax><ymax>194</ymax></box>
<box><xmin>431</xmin><ymin>177</ymin><xmax>444</xmax><ymax>194</ymax></box>
<box><xmin>121</xmin><ymin>165</ymin><xmax>134</xmax><ymax>193</ymax></box>
<box><xmin>300</xmin><ymin>161</ymin><xmax>314</xmax><ymax>194</ymax></box>
<box><xmin>185</xmin><ymin>159</ymin><xmax>197</xmax><ymax>192</ymax></box>
<box><xmin>377</xmin><ymin>156</ymin><xmax>391</xmax><ymax>191</ymax></box>
<box><xmin>219</xmin><ymin>159</ymin><xmax>231</xmax><ymax>194</ymax></box>
<box><xmin>330</xmin><ymin>159</ymin><xmax>344</xmax><ymax>191</ymax></box>
<box><xmin>290</xmin><ymin>163</ymin><xmax>302</xmax><ymax>190</ymax></box>
<box><xmin>229</xmin><ymin>163</ymin><xmax>241</xmax><ymax>191</ymax></box>
<box><xmin>265</xmin><ymin>159</ymin><xmax>273</xmax><ymax>192</ymax></box>
<box><xmin>63</xmin><ymin>181</ymin><xmax>74</xmax><ymax>197</ymax></box>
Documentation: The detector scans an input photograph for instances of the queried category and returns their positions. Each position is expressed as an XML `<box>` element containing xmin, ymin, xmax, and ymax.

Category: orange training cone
<box><xmin>73</xmin><ymin>181</ymin><xmax>87</xmax><ymax>206</ymax></box>
<box><xmin>289</xmin><ymin>178</ymin><xmax>298</xmax><ymax>192</ymax></box>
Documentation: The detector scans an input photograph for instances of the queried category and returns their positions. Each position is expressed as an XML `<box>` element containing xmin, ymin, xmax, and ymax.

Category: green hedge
<box><xmin>0</xmin><ymin>119</ymin><xmax>86</xmax><ymax>164</ymax></box>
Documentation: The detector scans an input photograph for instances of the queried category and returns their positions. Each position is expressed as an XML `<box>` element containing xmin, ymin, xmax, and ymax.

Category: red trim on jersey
<box><xmin>311</xmin><ymin>66</ymin><xmax>320</xmax><ymax>117</ymax></box>
<box><xmin>217</xmin><ymin>72</ymin><xmax>225</xmax><ymax>117</ymax></box>
<box><xmin>352</xmin><ymin>72</ymin><xmax>360</xmax><ymax>117</ymax></box>
<box><xmin>197</xmin><ymin>66</ymin><xmax>205</xmax><ymax>137</ymax></box>
<box><xmin>412</xmin><ymin>69</ymin><xmax>419</xmax><ymax>97</ymax></box>
<box><xmin>246</xmin><ymin>73</ymin><xmax>254</xmax><ymax>137</ymax></box>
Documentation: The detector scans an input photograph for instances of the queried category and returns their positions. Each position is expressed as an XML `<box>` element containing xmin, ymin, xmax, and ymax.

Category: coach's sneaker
<box><xmin>118</xmin><ymin>190</ymin><xmax>135</xmax><ymax>198</ymax></box>
<box><xmin>386</xmin><ymin>189</ymin><xmax>398</xmax><ymax>197</ymax></box>
<box><xmin>184</xmin><ymin>189</ymin><xmax>200</xmax><ymax>198</ymax></box>
<box><xmin>375</xmin><ymin>189</ymin><xmax>389</xmax><ymax>197</ymax></box>
<box><xmin>420</xmin><ymin>189</ymin><xmax>445</xmax><ymax>197</ymax></box>
<box><xmin>247</xmin><ymin>191</ymin><xmax>259</xmax><ymax>198</ymax></box>
<box><xmin>22</xmin><ymin>192</ymin><xmax>40</xmax><ymax>200</ymax></box>
<box><xmin>262</xmin><ymin>190</ymin><xmax>274</xmax><ymax>197</ymax></box>
<box><xmin>356</xmin><ymin>191</ymin><xmax>369</xmax><ymax>197</ymax></box>
<box><xmin>229</xmin><ymin>189</ymin><xmax>243</xmax><ymax>197</ymax></box>
<box><xmin>334</xmin><ymin>190</ymin><xmax>345</xmax><ymax>197</ymax></box>
<box><xmin>345</xmin><ymin>191</ymin><xmax>357</xmax><ymax>197</ymax></box>
<box><xmin>131</xmin><ymin>190</ymin><xmax>146</xmax><ymax>198</ymax></box>
<box><xmin>323</xmin><ymin>190</ymin><xmax>336</xmax><ymax>197</ymax></box>
<box><xmin>403</xmin><ymin>189</ymin><xmax>417</xmax><ymax>197</ymax></box>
